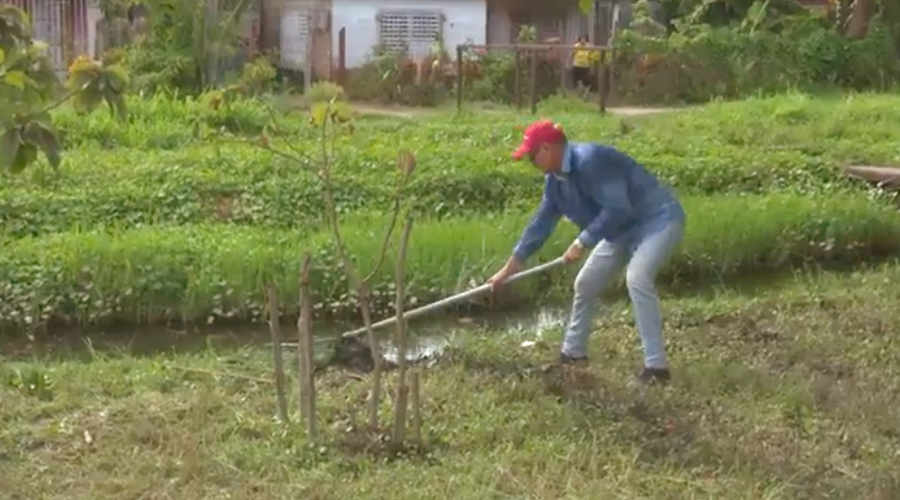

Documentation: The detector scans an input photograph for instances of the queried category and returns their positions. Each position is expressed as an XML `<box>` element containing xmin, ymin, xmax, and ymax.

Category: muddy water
<box><xmin>0</xmin><ymin>306</ymin><xmax>572</xmax><ymax>365</ymax></box>
<box><xmin>3</xmin><ymin>268</ymin><xmax>827</xmax><ymax>364</ymax></box>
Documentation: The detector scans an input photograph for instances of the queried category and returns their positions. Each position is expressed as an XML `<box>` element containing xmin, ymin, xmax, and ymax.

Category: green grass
<box><xmin>1</xmin><ymin>189</ymin><xmax>898</xmax><ymax>332</ymax></box>
<box><xmin>4</xmin><ymin>263</ymin><xmax>900</xmax><ymax>499</ymax></box>
<box><xmin>5</xmin><ymin>91</ymin><xmax>900</xmax><ymax>497</ymax></box>
<box><xmin>4</xmin><ymin>92</ymin><xmax>896</xmax><ymax>238</ymax></box>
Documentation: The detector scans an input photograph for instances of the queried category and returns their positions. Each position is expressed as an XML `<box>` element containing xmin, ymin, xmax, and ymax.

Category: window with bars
<box><xmin>377</xmin><ymin>9</ymin><xmax>442</xmax><ymax>58</ymax></box>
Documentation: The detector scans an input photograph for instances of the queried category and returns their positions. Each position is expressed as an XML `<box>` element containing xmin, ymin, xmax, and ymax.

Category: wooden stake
<box><xmin>411</xmin><ymin>369</ymin><xmax>422</xmax><ymax>445</ymax></box>
<box><xmin>267</xmin><ymin>284</ymin><xmax>289</xmax><ymax>423</ymax></box>
<box><xmin>297</xmin><ymin>254</ymin><xmax>316</xmax><ymax>440</ymax></box>
<box><xmin>390</xmin><ymin>217</ymin><xmax>414</xmax><ymax>447</ymax></box>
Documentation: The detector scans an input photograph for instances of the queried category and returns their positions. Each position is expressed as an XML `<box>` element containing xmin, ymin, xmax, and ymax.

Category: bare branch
<box><xmin>390</xmin><ymin>216</ymin><xmax>415</xmax><ymax>447</ymax></box>
<box><xmin>266</xmin><ymin>284</ymin><xmax>289</xmax><ymax>424</ymax></box>
<box><xmin>297</xmin><ymin>254</ymin><xmax>316</xmax><ymax>440</ymax></box>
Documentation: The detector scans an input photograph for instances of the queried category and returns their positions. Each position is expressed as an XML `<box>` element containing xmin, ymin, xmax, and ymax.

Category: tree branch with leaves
<box><xmin>223</xmin><ymin>88</ymin><xmax>417</xmax><ymax>430</ymax></box>
<box><xmin>0</xmin><ymin>6</ymin><xmax>129</xmax><ymax>175</ymax></box>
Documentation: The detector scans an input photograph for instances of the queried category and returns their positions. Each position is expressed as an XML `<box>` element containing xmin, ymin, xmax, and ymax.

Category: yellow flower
<box><xmin>67</xmin><ymin>55</ymin><xmax>98</xmax><ymax>72</ymax></box>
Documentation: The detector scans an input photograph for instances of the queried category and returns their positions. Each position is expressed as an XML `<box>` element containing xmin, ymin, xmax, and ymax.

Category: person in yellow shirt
<box><xmin>571</xmin><ymin>35</ymin><xmax>593</xmax><ymax>90</ymax></box>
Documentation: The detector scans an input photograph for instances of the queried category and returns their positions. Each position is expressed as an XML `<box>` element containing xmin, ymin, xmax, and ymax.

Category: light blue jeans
<box><xmin>561</xmin><ymin>217</ymin><xmax>684</xmax><ymax>368</ymax></box>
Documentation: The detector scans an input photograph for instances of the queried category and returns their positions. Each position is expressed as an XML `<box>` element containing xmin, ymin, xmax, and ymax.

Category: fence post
<box><xmin>514</xmin><ymin>49</ymin><xmax>521</xmax><ymax>110</ymax></box>
<box><xmin>598</xmin><ymin>49</ymin><xmax>608</xmax><ymax>113</ymax></box>
<box><xmin>338</xmin><ymin>27</ymin><xmax>346</xmax><ymax>86</ymax></box>
<box><xmin>530</xmin><ymin>50</ymin><xmax>538</xmax><ymax>115</ymax></box>
<box><xmin>456</xmin><ymin>45</ymin><xmax>463</xmax><ymax>112</ymax></box>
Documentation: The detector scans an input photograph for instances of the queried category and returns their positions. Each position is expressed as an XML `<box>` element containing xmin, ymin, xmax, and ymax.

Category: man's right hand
<box><xmin>487</xmin><ymin>258</ymin><xmax>521</xmax><ymax>291</ymax></box>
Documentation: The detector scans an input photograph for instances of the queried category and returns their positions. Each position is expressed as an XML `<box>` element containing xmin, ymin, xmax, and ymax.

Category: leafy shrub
<box><xmin>235</xmin><ymin>56</ymin><xmax>278</xmax><ymax>95</ymax></box>
<box><xmin>342</xmin><ymin>44</ymin><xmax>447</xmax><ymax>106</ymax></box>
<box><xmin>305</xmin><ymin>81</ymin><xmax>346</xmax><ymax>103</ymax></box>
<box><xmin>463</xmin><ymin>50</ymin><xmax>565</xmax><ymax>105</ymax></box>
<box><xmin>613</xmin><ymin>12</ymin><xmax>900</xmax><ymax>104</ymax></box>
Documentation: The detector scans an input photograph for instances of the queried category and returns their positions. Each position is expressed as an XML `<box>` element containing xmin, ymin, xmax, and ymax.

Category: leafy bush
<box><xmin>463</xmin><ymin>50</ymin><xmax>565</xmax><ymax>105</ymax></box>
<box><xmin>305</xmin><ymin>81</ymin><xmax>346</xmax><ymax>104</ymax></box>
<box><xmin>613</xmin><ymin>10</ymin><xmax>900</xmax><ymax>104</ymax></box>
<box><xmin>342</xmin><ymin>44</ymin><xmax>448</xmax><ymax>106</ymax></box>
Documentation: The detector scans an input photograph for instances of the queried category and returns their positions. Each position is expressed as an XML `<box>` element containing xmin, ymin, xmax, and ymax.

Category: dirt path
<box><xmin>350</xmin><ymin>103</ymin><xmax>678</xmax><ymax>119</ymax></box>
<box><xmin>607</xmin><ymin>106</ymin><xmax>675</xmax><ymax>116</ymax></box>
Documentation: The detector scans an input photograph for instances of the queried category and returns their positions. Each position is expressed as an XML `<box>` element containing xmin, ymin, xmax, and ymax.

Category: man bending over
<box><xmin>487</xmin><ymin>120</ymin><xmax>685</xmax><ymax>385</ymax></box>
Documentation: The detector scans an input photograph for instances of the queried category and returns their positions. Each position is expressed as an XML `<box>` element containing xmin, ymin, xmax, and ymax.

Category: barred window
<box><xmin>377</xmin><ymin>9</ymin><xmax>442</xmax><ymax>59</ymax></box>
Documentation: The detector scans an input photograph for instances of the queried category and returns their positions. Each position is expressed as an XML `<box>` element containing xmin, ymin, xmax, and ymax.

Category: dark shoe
<box><xmin>559</xmin><ymin>352</ymin><xmax>589</xmax><ymax>365</ymax></box>
<box><xmin>638</xmin><ymin>367</ymin><xmax>671</xmax><ymax>385</ymax></box>
<box><xmin>541</xmin><ymin>352</ymin><xmax>588</xmax><ymax>373</ymax></box>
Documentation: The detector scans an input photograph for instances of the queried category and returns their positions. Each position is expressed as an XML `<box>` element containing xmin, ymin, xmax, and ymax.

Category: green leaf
<box><xmin>578</xmin><ymin>0</ymin><xmax>593</xmax><ymax>14</ymax></box>
<box><xmin>103</xmin><ymin>91</ymin><xmax>127</xmax><ymax>121</ymax></box>
<box><xmin>22</xmin><ymin>119</ymin><xmax>61</xmax><ymax>169</ymax></box>
<box><xmin>0</xmin><ymin>127</ymin><xmax>21</xmax><ymax>172</ymax></box>
<box><xmin>331</xmin><ymin>101</ymin><xmax>353</xmax><ymax>122</ymax></box>
<box><xmin>4</xmin><ymin>70</ymin><xmax>26</xmax><ymax>89</ymax></box>
<box><xmin>72</xmin><ymin>81</ymin><xmax>103</xmax><ymax>113</ymax></box>
<box><xmin>11</xmin><ymin>142</ymin><xmax>37</xmax><ymax>173</ymax></box>
<box><xmin>310</xmin><ymin>102</ymin><xmax>329</xmax><ymax>126</ymax></box>
<box><xmin>104</xmin><ymin>64</ymin><xmax>130</xmax><ymax>91</ymax></box>
<box><xmin>0</xmin><ymin>47</ymin><xmax>5</xmax><ymax>66</ymax></box>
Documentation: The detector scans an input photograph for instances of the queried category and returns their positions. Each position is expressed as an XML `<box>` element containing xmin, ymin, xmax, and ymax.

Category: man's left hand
<box><xmin>562</xmin><ymin>240</ymin><xmax>584</xmax><ymax>263</ymax></box>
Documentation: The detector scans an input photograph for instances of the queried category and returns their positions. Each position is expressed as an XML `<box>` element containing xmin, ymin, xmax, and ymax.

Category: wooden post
<box><xmin>267</xmin><ymin>285</ymin><xmax>289</xmax><ymax>423</ymax></box>
<box><xmin>456</xmin><ymin>45</ymin><xmax>464</xmax><ymax>111</ymax></box>
<box><xmin>304</xmin><ymin>10</ymin><xmax>313</xmax><ymax>92</ymax></box>
<box><xmin>560</xmin><ymin>46</ymin><xmax>567</xmax><ymax>93</ymax></box>
<box><xmin>514</xmin><ymin>50</ymin><xmax>521</xmax><ymax>110</ymax></box>
<box><xmin>530</xmin><ymin>50</ymin><xmax>538</xmax><ymax>115</ymax></box>
<box><xmin>411</xmin><ymin>369</ymin><xmax>422</xmax><ymax>445</ymax></box>
<box><xmin>390</xmin><ymin>217</ymin><xmax>415</xmax><ymax>448</ymax></box>
<box><xmin>599</xmin><ymin>48</ymin><xmax>611</xmax><ymax>114</ymax></box>
<box><xmin>297</xmin><ymin>254</ymin><xmax>316</xmax><ymax>440</ymax></box>
<box><xmin>338</xmin><ymin>27</ymin><xmax>346</xmax><ymax>86</ymax></box>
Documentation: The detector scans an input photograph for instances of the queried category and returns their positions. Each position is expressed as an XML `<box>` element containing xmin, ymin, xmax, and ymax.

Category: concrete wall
<box><xmin>332</xmin><ymin>0</ymin><xmax>487</xmax><ymax>68</ymax></box>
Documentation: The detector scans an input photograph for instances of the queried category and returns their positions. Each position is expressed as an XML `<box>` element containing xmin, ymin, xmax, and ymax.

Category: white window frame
<box><xmin>376</xmin><ymin>9</ymin><xmax>443</xmax><ymax>59</ymax></box>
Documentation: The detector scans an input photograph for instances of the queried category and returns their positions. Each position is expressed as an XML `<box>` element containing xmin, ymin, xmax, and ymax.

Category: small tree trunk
<box><xmin>411</xmin><ymin>369</ymin><xmax>422</xmax><ymax>445</ymax></box>
<box><xmin>358</xmin><ymin>286</ymin><xmax>384</xmax><ymax>428</ymax></box>
<box><xmin>846</xmin><ymin>0</ymin><xmax>876</xmax><ymax>39</ymax></box>
<box><xmin>267</xmin><ymin>285</ymin><xmax>289</xmax><ymax>423</ymax></box>
<box><xmin>390</xmin><ymin>217</ymin><xmax>415</xmax><ymax>447</ymax></box>
<box><xmin>297</xmin><ymin>254</ymin><xmax>316</xmax><ymax>440</ymax></box>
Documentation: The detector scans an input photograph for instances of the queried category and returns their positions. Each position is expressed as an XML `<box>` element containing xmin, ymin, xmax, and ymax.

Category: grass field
<box><xmin>2</xmin><ymin>91</ymin><xmax>900</xmax><ymax>498</ymax></box>
<box><xmin>3</xmin><ymin>263</ymin><xmax>900</xmax><ymax>499</ymax></box>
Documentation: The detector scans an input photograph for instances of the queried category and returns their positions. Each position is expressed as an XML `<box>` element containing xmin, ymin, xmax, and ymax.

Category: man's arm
<box><xmin>577</xmin><ymin>148</ymin><xmax>635</xmax><ymax>248</ymax></box>
<box><xmin>512</xmin><ymin>190</ymin><xmax>562</xmax><ymax>262</ymax></box>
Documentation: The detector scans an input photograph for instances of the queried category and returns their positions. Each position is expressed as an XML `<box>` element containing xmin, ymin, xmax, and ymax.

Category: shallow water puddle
<box><xmin>1</xmin><ymin>306</ymin><xmax>571</xmax><ymax>368</ymax></box>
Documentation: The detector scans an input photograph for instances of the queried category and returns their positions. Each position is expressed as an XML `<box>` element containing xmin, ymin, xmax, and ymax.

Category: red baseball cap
<box><xmin>511</xmin><ymin>120</ymin><xmax>566</xmax><ymax>160</ymax></box>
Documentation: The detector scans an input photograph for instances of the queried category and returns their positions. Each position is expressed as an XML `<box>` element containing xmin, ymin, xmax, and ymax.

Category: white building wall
<box><xmin>332</xmin><ymin>0</ymin><xmax>487</xmax><ymax>68</ymax></box>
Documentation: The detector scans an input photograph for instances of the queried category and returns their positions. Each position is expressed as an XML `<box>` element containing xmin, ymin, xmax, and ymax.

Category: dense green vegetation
<box><xmin>3</xmin><ymin>3</ymin><xmax>900</xmax><ymax>497</ymax></box>
<box><xmin>0</xmin><ymin>93</ymin><xmax>898</xmax><ymax>331</ymax></box>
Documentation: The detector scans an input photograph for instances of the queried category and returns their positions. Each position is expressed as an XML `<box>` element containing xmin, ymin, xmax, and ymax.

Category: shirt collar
<box><xmin>552</xmin><ymin>144</ymin><xmax>573</xmax><ymax>180</ymax></box>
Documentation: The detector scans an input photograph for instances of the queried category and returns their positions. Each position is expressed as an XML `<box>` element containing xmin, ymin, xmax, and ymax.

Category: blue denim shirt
<box><xmin>512</xmin><ymin>142</ymin><xmax>685</xmax><ymax>261</ymax></box>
